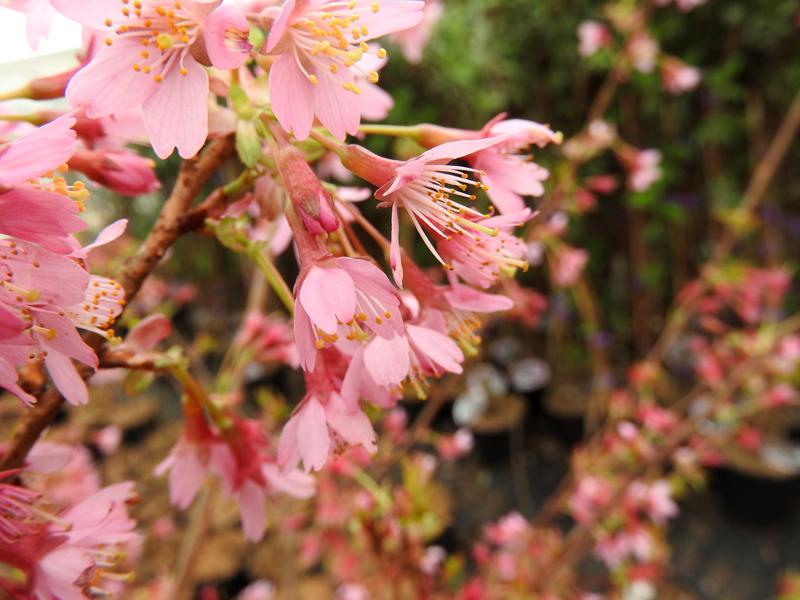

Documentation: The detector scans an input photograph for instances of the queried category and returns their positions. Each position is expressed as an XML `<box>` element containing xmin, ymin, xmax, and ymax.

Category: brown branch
<box><xmin>0</xmin><ymin>136</ymin><xmax>235</xmax><ymax>471</ymax></box>
<box><xmin>117</xmin><ymin>136</ymin><xmax>235</xmax><ymax>299</ymax></box>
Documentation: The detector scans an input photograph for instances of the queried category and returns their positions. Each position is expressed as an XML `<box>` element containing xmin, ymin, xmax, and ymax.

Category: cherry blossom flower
<box><xmin>626</xmin><ymin>32</ymin><xmax>659</xmax><ymax>74</ymax></box>
<box><xmin>577</xmin><ymin>20</ymin><xmax>612</xmax><ymax>58</ymax></box>
<box><xmin>293</xmin><ymin>256</ymin><xmax>403</xmax><ymax>372</ymax></box>
<box><xmin>0</xmin><ymin>475</ymin><xmax>140</xmax><ymax>600</ymax></box>
<box><xmin>340</xmin><ymin>136</ymin><xmax>514</xmax><ymax>285</ymax></box>
<box><xmin>0</xmin><ymin>115</ymin><xmax>87</xmax><ymax>254</ymax></box>
<box><xmin>156</xmin><ymin>405</ymin><xmax>314</xmax><ymax>540</ymax></box>
<box><xmin>620</xmin><ymin>147</ymin><xmax>663</xmax><ymax>192</ymax></box>
<box><xmin>661</xmin><ymin>56</ymin><xmax>701</xmax><ymax>94</ymax></box>
<box><xmin>57</xmin><ymin>0</ymin><xmax>251</xmax><ymax>158</ymax></box>
<box><xmin>416</xmin><ymin>116</ymin><xmax>561</xmax><ymax>214</ymax></box>
<box><xmin>264</xmin><ymin>0</ymin><xmax>424</xmax><ymax>140</ymax></box>
<box><xmin>437</xmin><ymin>208</ymin><xmax>532</xmax><ymax>289</ymax></box>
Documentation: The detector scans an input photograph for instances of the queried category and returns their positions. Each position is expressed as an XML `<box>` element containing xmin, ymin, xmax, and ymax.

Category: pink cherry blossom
<box><xmin>551</xmin><ymin>245</ymin><xmax>589</xmax><ymax>287</ymax></box>
<box><xmin>340</xmin><ymin>136</ymin><xmax>513</xmax><ymax>285</ymax></box>
<box><xmin>264</xmin><ymin>0</ymin><xmax>424</xmax><ymax>140</ymax></box>
<box><xmin>156</xmin><ymin>405</ymin><xmax>313</xmax><ymax>541</ymax></box>
<box><xmin>621</xmin><ymin>148</ymin><xmax>663</xmax><ymax>192</ymax></box>
<box><xmin>57</xmin><ymin>0</ymin><xmax>251</xmax><ymax>158</ymax></box>
<box><xmin>438</xmin><ymin>208</ymin><xmax>532</xmax><ymax>289</ymax></box>
<box><xmin>469</xmin><ymin>118</ymin><xmax>561</xmax><ymax>214</ymax></box>
<box><xmin>626</xmin><ymin>32</ymin><xmax>659</xmax><ymax>74</ymax></box>
<box><xmin>293</xmin><ymin>256</ymin><xmax>403</xmax><ymax>372</ymax></box>
<box><xmin>661</xmin><ymin>56</ymin><xmax>701</xmax><ymax>94</ymax></box>
<box><xmin>570</xmin><ymin>475</ymin><xmax>613</xmax><ymax>524</ymax></box>
<box><xmin>577</xmin><ymin>20</ymin><xmax>612</xmax><ymax>58</ymax></box>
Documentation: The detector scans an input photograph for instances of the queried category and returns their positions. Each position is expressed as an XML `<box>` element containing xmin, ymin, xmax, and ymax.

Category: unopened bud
<box><xmin>277</xmin><ymin>146</ymin><xmax>339</xmax><ymax>235</ymax></box>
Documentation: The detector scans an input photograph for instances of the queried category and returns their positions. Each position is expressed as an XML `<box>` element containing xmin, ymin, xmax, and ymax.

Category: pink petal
<box><xmin>263</xmin><ymin>463</ymin><xmax>316</xmax><ymax>499</ymax></box>
<box><xmin>36</xmin><ymin>547</ymin><xmax>93</xmax><ymax>600</ymax></box>
<box><xmin>168</xmin><ymin>450</ymin><xmax>206</xmax><ymax>509</ymax></box>
<box><xmin>66</xmin><ymin>40</ymin><xmax>158</xmax><ymax>118</ymax></box>
<box><xmin>444</xmin><ymin>284</ymin><xmax>513</xmax><ymax>313</ymax></box>
<box><xmin>277</xmin><ymin>411</ymin><xmax>303</xmax><ymax>470</ymax></box>
<box><xmin>237</xmin><ymin>479</ymin><xmax>266</xmax><ymax>541</ymax></box>
<box><xmin>297</xmin><ymin>397</ymin><xmax>330</xmax><ymax>472</ymax></box>
<box><xmin>324</xmin><ymin>393</ymin><xmax>377</xmax><ymax>453</ymax></box>
<box><xmin>125</xmin><ymin>313</ymin><xmax>172</xmax><ymax>351</ymax></box>
<box><xmin>0</xmin><ymin>115</ymin><xmax>77</xmax><ymax>187</ymax></box>
<box><xmin>352</xmin><ymin>1</ymin><xmax>425</xmax><ymax>39</ymax></box>
<box><xmin>293</xmin><ymin>303</ymin><xmax>318</xmax><ymax>372</ymax></box>
<box><xmin>298</xmin><ymin>266</ymin><xmax>356</xmax><ymax>334</ymax></box>
<box><xmin>44</xmin><ymin>350</ymin><xmax>89</xmax><ymax>406</ymax></box>
<box><xmin>418</xmin><ymin>134</ymin><xmax>513</xmax><ymax>164</ymax></box>
<box><xmin>50</xmin><ymin>0</ymin><xmax>119</xmax><ymax>29</ymax></box>
<box><xmin>0</xmin><ymin>188</ymin><xmax>85</xmax><ymax>253</ymax></box>
<box><xmin>407</xmin><ymin>324</ymin><xmax>463</xmax><ymax>373</ymax></box>
<box><xmin>76</xmin><ymin>218</ymin><xmax>128</xmax><ymax>257</ymax></box>
<box><xmin>363</xmin><ymin>334</ymin><xmax>409</xmax><ymax>386</ymax></box>
<box><xmin>269</xmin><ymin>53</ymin><xmax>316</xmax><ymax>140</ymax></box>
<box><xmin>36</xmin><ymin>311</ymin><xmax>97</xmax><ymax>367</ymax></box>
<box><xmin>312</xmin><ymin>70</ymin><xmax>361</xmax><ymax>141</ymax></box>
<box><xmin>143</xmin><ymin>57</ymin><xmax>209</xmax><ymax>159</ymax></box>
<box><xmin>265</xmin><ymin>0</ymin><xmax>298</xmax><ymax>52</ymax></box>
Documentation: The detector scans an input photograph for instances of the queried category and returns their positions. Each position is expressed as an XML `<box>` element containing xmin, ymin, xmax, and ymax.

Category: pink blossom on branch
<box><xmin>339</xmin><ymin>135</ymin><xmax>519</xmax><ymax>286</ymax></box>
<box><xmin>264</xmin><ymin>0</ymin><xmax>424</xmax><ymax>140</ymax></box>
<box><xmin>577</xmin><ymin>20</ymin><xmax>612</xmax><ymax>58</ymax></box>
<box><xmin>56</xmin><ymin>0</ymin><xmax>251</xmax><ymax>158</ymax></box>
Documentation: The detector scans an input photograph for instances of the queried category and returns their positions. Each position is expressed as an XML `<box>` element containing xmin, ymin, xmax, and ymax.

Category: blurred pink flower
<box><xmin>577</xmin><ymin>20</ymin><xmax>612</xmax><ymax>57</ymax></box>
<box><xmin>661</xmin><ymin>56</ymin><xmax>701</xmax><ymax>94</ymax></box>
<box><xmin>390</xmin><ymin>0</ymin><xmax>444</xmax><ymax>64</ymax></box>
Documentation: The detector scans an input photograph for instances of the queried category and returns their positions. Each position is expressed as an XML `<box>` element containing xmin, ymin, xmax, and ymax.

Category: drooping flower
<box><xmin>293</xmin><ymin>256</ymin><xmax>403</xmax><ymax>372</ymax></box>
<box><xmin>56</xmin><ymin>0</ymin><xmax>252</xmax><ymax>158</ymax></box>
<box><xmin>340</xmin><ymin>136</ymin><xmax>514</xmax><ymax>285</ymax></box>
<box><xmin>415</xmin><ymin>116</ymin><xmax>561</xmax><ymax>214</ymax></box>
<box><xmin>156</xmin><ymin>403</ymin><xmax>314</xmax><ymax>541</ymax></box>
<box><xmin>278</xmin><ymin>351</ymin><xmax>378</xmax><ymax>472</ymax></box>
<box><xmin>264</xmin><ymin>0</ymin><xmax>424</xmax><ymax>140</ymax></box>
<box><xmin>0</xmin><ymin>474</ymin><xmax>140</xmax><ymax>600</ymax></box>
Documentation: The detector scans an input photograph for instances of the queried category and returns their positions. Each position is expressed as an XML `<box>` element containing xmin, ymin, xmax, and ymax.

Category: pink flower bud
<box><xmin>277</xmin><ymin>145</ymin><xmax>339</xmax><ymax>235</ymax></box>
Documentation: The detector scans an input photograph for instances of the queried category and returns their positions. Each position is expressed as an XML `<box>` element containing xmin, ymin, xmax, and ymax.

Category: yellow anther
<box><xmin>308</xmin><ymin>74</ymin><xmax>319</xmax><ymax>84</ymax></box>
<box><xmin>368</xmin><ymin>71</ymin><xmax>379</xmax><ymax>83</ymax></box>
<box><xmin>377</xmin><ymin>48</ymin><xmax>387</xmax><ymax>59</ymax></box>
<box><xmin>371</xmin><ymin>2</ymin><xmax>379</xmax><ymax>13</ymax></box>
<box><xmin>105</xmin><ymin>37</ymin><xmax>113</xmax><ymax>46</ymax></box>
